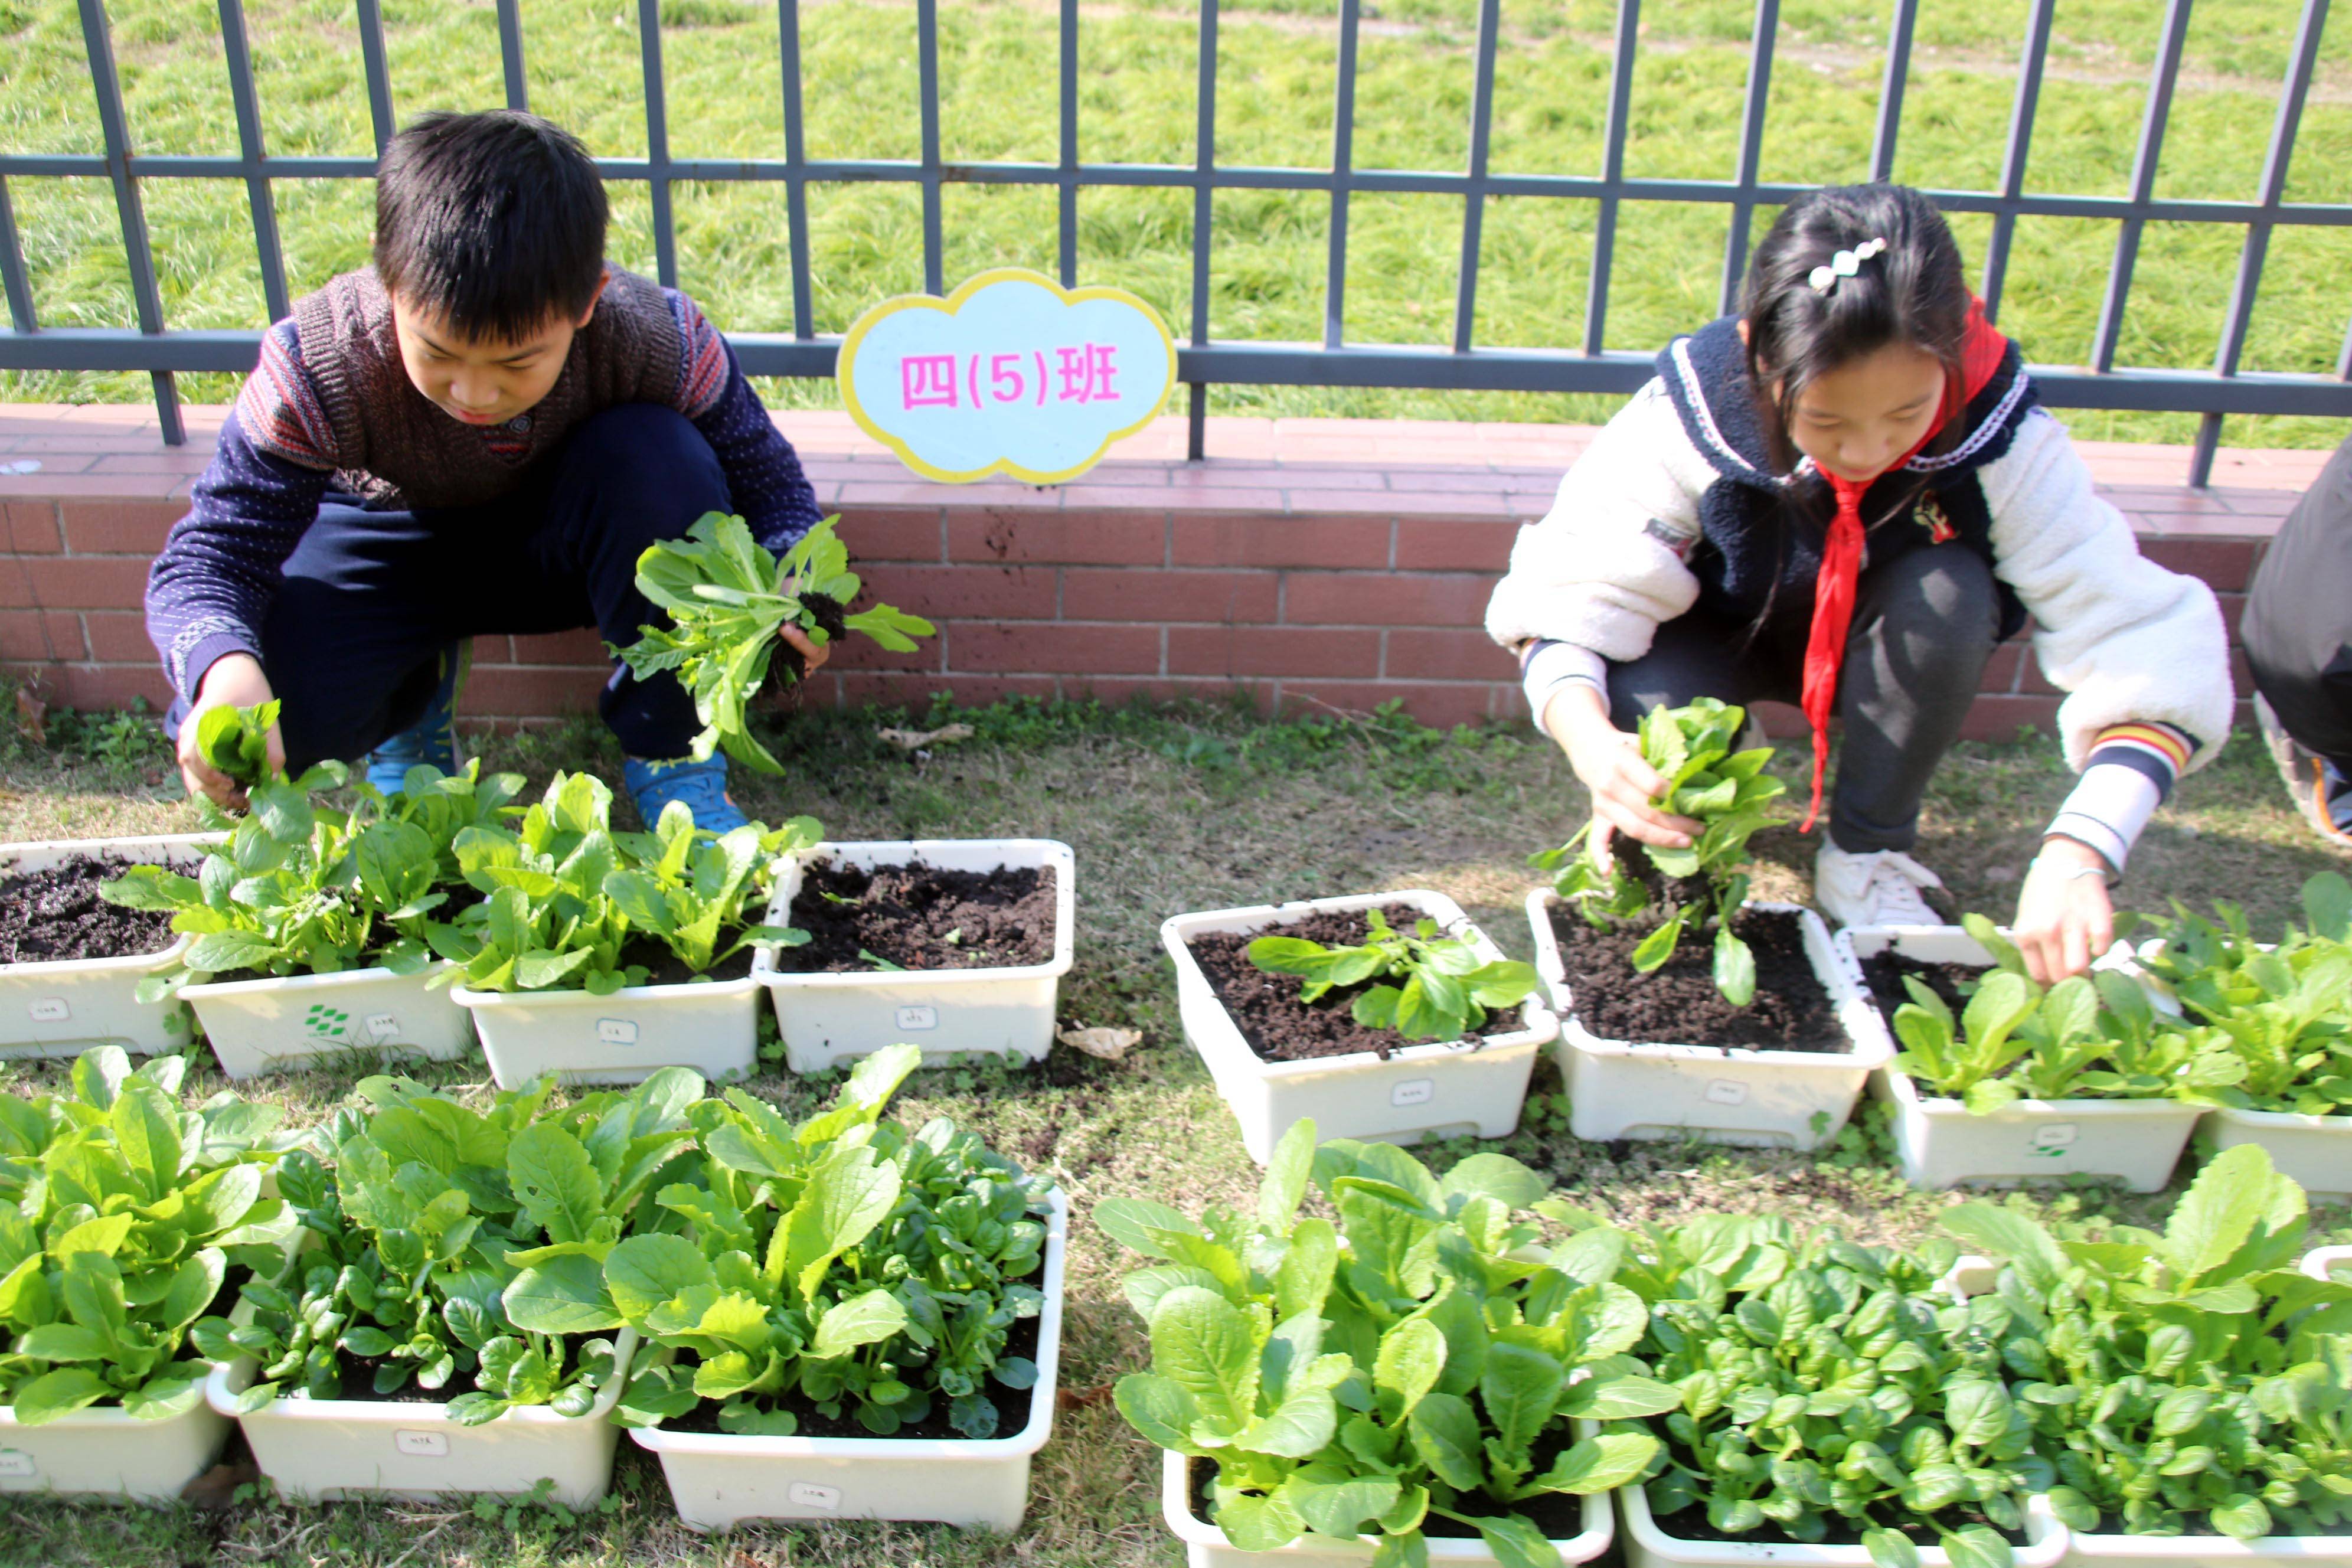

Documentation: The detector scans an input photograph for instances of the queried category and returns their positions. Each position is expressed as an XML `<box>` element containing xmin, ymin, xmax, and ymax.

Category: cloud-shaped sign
<box><xmin>837</xmin><ymin>268</ymin><xmax>1177</xmax><ymax>484</ymax></box>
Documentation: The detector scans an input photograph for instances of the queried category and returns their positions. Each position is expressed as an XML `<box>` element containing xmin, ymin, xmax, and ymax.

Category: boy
<box><xmin>146</xmin><ymin>109</ymin><xmax>829</xmax><ymax>831</ymax></box>
<box><xmin>2245</xmin><ymin>431</ymin><xmax>2352</xmax><ymax>843</ymax></box>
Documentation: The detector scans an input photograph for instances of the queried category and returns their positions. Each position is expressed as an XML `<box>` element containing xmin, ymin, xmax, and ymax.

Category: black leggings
<box><xmin>1606</xmin><ymin>544</ymin><xmax>2001</xmax><ymax>854</ymax></box>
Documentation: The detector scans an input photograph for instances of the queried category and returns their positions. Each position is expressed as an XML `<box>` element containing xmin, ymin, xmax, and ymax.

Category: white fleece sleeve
<box><xmin>1484</xmin><ymin>380</ymin><xmax>1711</xmax><ymax>661</ymax></box>
<box><xmin>1978</xmin><ymin>408</ymin><xmax>2235</xmax><ymax>773</ymax></box>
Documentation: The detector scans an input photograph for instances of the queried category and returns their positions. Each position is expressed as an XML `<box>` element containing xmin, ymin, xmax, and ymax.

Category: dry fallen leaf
<box><xmin>1057</xmin><ymin>1382</ymin><xmax>1116</xmax><ymax>1412</ymax></box>
<box><xmin>13</xmin><ymin>686</ymin><xmax>45</xmax><ymax>746</ymax></box>
<box><xmin>179</xmin><ymin>1456</ymin><xmax>257</xmax><ymax>1510</ymax></box>
<box><xmin>1057</xmin><ymin>1025</ymin><xmax>1142</xmax><ymax>1061</ymax></box>
<box><xmin>878</xmin><ymin>723</ymin><xmax>975</xmax><ymax>751</ymax></box>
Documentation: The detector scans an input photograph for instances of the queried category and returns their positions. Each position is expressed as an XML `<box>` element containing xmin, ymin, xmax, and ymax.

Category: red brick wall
<box><xmin>0</xmin><ymin>489</ymin><xmax>2280</xmax><ymax>740</ymax></box>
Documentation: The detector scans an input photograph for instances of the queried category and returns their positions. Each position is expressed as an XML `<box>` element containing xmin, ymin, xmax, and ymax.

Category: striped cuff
<box><xmin>1520</xmin><ymin>639</ymin><xmax>1609</xmax><ymax>734</ymax></box>
<box><xmin>2046</xmin><ymin>722</ymin><xmax>2195</xmax><ymax>874</ymax></box>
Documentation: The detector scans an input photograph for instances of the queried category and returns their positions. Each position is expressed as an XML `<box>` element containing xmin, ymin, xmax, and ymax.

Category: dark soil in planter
<box><xmin>1185</xmin><ymin>904</ymin><xmax>1499</xmax><ymax>1064</ymax></box>
<box><xmin>331</xmin><ymin>1331</ymin><xmax>615</xmax><ymax>1406</ymax></box>
<box><xmin>615</xmin><ymin>936</ymin><xmax>760</xmax><ymax>989</ymax></box>
<box><xmin>0</xmin><ymin>854</ymin><xmax>178</xmax><ymax>964</ymax></box>
<box><xmin>1858</xmin><ymin>949</ymin><xmax>1984</xmax><ymax>1028</ymax></box>
<box><xmin>771</xmin><ymin>859</ymin><xmax>1057</xmax><ymax>974</ymax></box>
<box><xmin>1551</xmin><ymin>904</ymin><xmax>1841</xmax><ymax>1049</ymax></box>
<box><xmin>771</xmin><ymin>590</ymin><xmax>850</xmax><ymax>685</ymax></box>
<box><xmin>664</xmin><ymin>1314</ymin><xmax>1041</xmax><ymax>1440</ymax></box>
<box><xmin>1653</xmin><ymin>1495</ymin><xmax>2028</xmax><ymax>1550</ymax></box>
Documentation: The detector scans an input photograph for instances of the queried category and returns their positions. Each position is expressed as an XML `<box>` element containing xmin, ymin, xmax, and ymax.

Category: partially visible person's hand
<box><xmin>2013</xmin><ymin>834</ymin><xmax>2115</xmax><ymax>984</ymax></box>
<box><xmin>1543</xmin><ymin>685</ymin><xmax>1700</xmax><ymax>873</ymax></box>
<box><xmin>780</xmin><ymin>623</ymin><xmax>829</xmax><ymax>675</ymax></box>
<box><xmin>177</xmin><ymin>652</ymin><xmax>283</xmax><ymax>811</ymax></box>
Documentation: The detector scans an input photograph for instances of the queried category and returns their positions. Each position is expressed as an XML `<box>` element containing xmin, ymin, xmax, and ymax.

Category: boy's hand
<box><xmin>178</xmin><ymin>652</ymin><xmax>284</xmax><ymax>811</ymax></box>
<box><xmin>2012</xmin><ymin>835</ymin><xmax>2115</xmax><ymax>984</ymax></box>
<box><xmin>780</xmin><ymin>625</ymin><xmax>829</xmax><ymax>674</ymax></box>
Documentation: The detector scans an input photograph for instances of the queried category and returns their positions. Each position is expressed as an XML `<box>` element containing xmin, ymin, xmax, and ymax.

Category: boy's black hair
<box><xmin>1742</xmin><ymin>182</ymin><xmax>1973</xmax><ymax>473</ymax></box>
<box><xmin>374</xmin><ymin>110</ymin><xmax>609</xmax><ymax>342</ymax></box>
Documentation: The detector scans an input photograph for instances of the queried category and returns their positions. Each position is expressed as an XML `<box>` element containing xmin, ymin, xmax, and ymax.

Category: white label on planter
<box><xmin>787</xmin><ymin>1481</ymin><xmax>842</xmax><ymax>1511</ymax></box>
<box><xmin>394</xmin><ymin>1430</ymin><xmax>449</xmax><ymax>1457</ymax></box>
<box><xmin>895</xmin><ymin>1005</ymin><xmax>939</xmax><ymax>1031</ymax></box>
<box><xmin>2031</xmin><ymin>1123</ymin><xmax>2079</xmax><ymax>1154</ymax></box>
<box><xmin>362</xmin><ymin>1012</ymin><xmax>400</xmax><ymax>1043</ymax></box>
<box><xmin>597</xmin><ymin>1018</ymin><xmax>639</xmax><ymax>1046</ymax></box>
<box><xmin>0</xmin><ymin>1450</ymin><xmax>34</xmax><ymax>1478</ymax></box>
<box><xmin>1391</xmin><ymin>1078</ymin><xmax>1435</xmax><ymax>1108</ymax></box>
<box><xmin>1704</xmin><ymin>1079</ymin><xmax>1750</xmax><ymax>1107</ymax></box>
<box><xmin>27</xmin><ymin>998</ymin><xmax>68</xmax><ymax>1023</ymax></box>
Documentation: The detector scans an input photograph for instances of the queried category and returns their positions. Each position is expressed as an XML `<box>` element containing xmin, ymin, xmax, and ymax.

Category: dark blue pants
<box><xmin>190</xmin><ymin>404</ymin><xmax>730</xmax><ymax>772</ymax></box>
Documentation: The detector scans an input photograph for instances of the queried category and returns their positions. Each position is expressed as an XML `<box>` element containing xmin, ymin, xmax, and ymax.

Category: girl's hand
<box><xmin>177</xmin><ymin>652</ymin><xmax>283</xmax><ymax>811</ymax></box>
<box><xmin>1542</xmin><ymin>685</ymin><xmax>1700</xmax><ymax>868</ymax></box>
<box><xmin>2013</xmin><ymin>835</ymin><xmax>2115</xmax><ymax>984</ymax></box>
<box><xmin>780</xmin><ymin>624</ymin><xmax>829</xmax><ymax>674</ymax></box>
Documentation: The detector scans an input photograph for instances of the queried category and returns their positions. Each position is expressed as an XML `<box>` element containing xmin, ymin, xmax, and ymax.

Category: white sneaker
<box><xmin>1813</xmin><ymin>841</ymin><xmax>1945</xmax><ymax>929</ymax></box>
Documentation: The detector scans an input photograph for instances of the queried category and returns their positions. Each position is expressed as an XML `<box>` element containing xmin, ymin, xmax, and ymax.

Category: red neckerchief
<box><xmin>1797</xmin><ymin>298</ymin><xmax>2009</xmax><ymax>832</ymax></box>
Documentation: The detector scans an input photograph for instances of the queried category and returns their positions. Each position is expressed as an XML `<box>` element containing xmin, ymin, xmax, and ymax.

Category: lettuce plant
<box><xmin>1246</xmin><ymin>908</ymin><xmax>1537</xmax><ymax>1044</ymax></box>
<box><xmin>192</xmin><ymin>699</ymin><xmax>280</xmax><ymax>791</ymax></box>
<box><xmin>1534</xmin><ymin>698</ymin><xmax>1783</xmax><ymax>1007</ymax></box>
<box><xmin>503</xmin><ymin>1044</ymin><xmax>1051</xmax><ymax>1439</ymax></box>
<box><xmin>1888</xmin><ymin>915</ymin><xmax>2223</xmax><ymax>1112</ymax></box>
<box><xmin>616</xmin><ymin>513</ymin><xmax>935</xmax><ymax>774</ymax></box>
<box><xmin>0</xmin><ymin>1048</ymin><xmax>294</xmax><ymax>1423</ymax></box>
<box><xmin>2128</xmin><ymin>872</ymin><xmax>2352</xmax><ymax>1116</ymax></box>
<box><xmin>1615</xmin><ymin>1214</ymin><xmax>2050</xmax><ymax>1567</ymax></box>
<box><xmin>1942</xmin><ymin>1144</ymin><xmax>2352</xmax><ymax>1541</ymax></box>
<box><xmin>606</xmin><ymin>803</ymin><xmax>818</xmax><ymax>975</ymax></box>
<box><xmin>1109</xmin><ymin>1122</ymin><xmax>1675</xmax><ymax>1568</ymax></box>
<box><xmin>198</xmin><ymin>1068</ymin><xmax>703</xmax><ymax>1423</ymax></box>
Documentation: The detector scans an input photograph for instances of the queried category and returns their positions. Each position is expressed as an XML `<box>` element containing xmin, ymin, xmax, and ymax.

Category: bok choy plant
<box><xmin>615</xmin><ymin>512</ymin><xmax>935</xmax><ymax>775</ymax></box>
<box><xmin>502</xmin><ymin>1044</ymin><xmax>1053</xmax><ymax>1439</ymax></box>
<box><xmin>1942</xmin><ymin>1144</ymin><xmax>2352</xmax><ymax>1540</ymax></box>
<box><xmin>198</xmin><ymin>1069</ymin><xmax>703</xmax><ymax>1423</ymax></box>
<box><xmin>0</xmin><ymin>1048</ymin><xmax>294</xmax><ymax>1423</ymax></box>
<box><xmin>2126</xmin><ymin>871</ymin><xmax>2352</xmax><ymax>1117</ymax></box>
<box><xmin>1532</xmin><ymin>698</ymin><xmax>1784</xmax><ymax>1007</ymax></box>
<box><xmin>1245</xmin><ymin>908</ymin><xmax>1537</xmax><ymax>1044</ymax></box>
<box><xmin>1109</xmin><ymin>1121</ymin><xmax>1677</xmax><ymax>1568</ymax></box>
<box><xmin>1887</xmin><ymin>915</ymin><xmax>2224</xmax><ymax>1113</ymax></box>
<box><xmin>1613</xmin><ymin>1214</ymin><xmax>2050</xmax><ymax>1567</ymax></box>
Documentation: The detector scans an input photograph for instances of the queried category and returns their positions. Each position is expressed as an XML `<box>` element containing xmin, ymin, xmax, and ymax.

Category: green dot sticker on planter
<box><xmin>837</xmin><ymin>267</ymin><xmax>1177</xmax><ymax>484</ymax></box>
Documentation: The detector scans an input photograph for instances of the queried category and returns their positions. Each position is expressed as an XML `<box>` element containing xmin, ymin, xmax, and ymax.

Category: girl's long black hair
<box><xmin>1737</xmin><ymin>184</ymin><xmax>1977</xmax><ymax>635</ymax></box>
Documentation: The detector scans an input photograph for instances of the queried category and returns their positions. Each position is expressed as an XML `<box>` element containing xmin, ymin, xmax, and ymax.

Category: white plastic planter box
<box><xmin>2203</xmin><ymin>1106</ymin><xmax>2352</xmax><ymax>1202</ymax></box>
<box><xmin>1619</xmin><ymin>1482</ymin><xmax>2069</xmax><ymax>1568</ymax></box>
<box><xmin>1163</xmin><ymin>891</ymin><xmax>1558</xmax><ymax>1166</ymax></box>
<box><xmin>0</xmin><ymin>833</ymin><xmax>221</xmax><ymax>1059</ymax></box>
<box><xmin>0</xmin><ymin>1391</ymin><xmax>235</xmax><ymax>1502</ymax></box>
<box><xmin>631</xmin><ymin>1190</ymin><xmax>1067</xmax><ymax>1532</ymax></box>
<box><xmin>458</xmin><ymin>972</ymin><xmax>757</xmax><ymax>1089</ymax></box>
<box><xmin>208</xmin><ymin>1329</ymin><xmax>638</xmax><ymax>1505</ymax></box>
<box><xmin>1844</xmin><ymin>927</ymin><xmax>2202</xmax><ymax>1193</ymax></box>
<box><xmin>754</xmin><ymin>839</ymin><xmax>1074</xmax><ymax>1074</ymax></box>
<box><xmin>190</xmin><ymin>962</ymin><xmax>475</xmax><ymax>1081</ymax></box>
<box><xmin>1162</xmin><ymin>1441</ymin><xmax>1612</xmax><ymax>1566</ymax></box>
<box><xmin>2305</xmin><ymin>1246</ymin><xmax>2352</xmax><ymax>1282</ymax></box>
<box><xmin>1532</xmin><ymin>893</ymin><xmax>1885</xmax><ymax>1151</ymax></box>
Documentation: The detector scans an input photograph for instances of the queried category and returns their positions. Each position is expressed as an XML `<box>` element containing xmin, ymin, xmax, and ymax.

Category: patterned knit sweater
<box><xmin>146</xmin><ymin>264</ymin><xmax>822</xmax><ymax>701</ymax></box>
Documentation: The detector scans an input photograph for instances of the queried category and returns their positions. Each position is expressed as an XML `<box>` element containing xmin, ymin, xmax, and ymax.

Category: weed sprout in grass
<box><xmin>615</xmin><ymin>513</ymin><xmax>935</xmax><ymax>774</ymax></box>
<box><xmin>1245</xmin><ymin>907</ymin><xmax>1536</xmax><ymax>1043</ymax></box>
<box><xmin>1533</xmin><ymin>698</ymin><xmax>1783</xmax><ymax>1007</ymax></box>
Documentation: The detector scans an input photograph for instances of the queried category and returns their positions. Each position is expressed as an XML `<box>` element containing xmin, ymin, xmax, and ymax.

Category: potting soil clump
<box><xmin>775</xmin><ymin>859</ymin><xmax>1056</xmax><ymax>972</ymax></box>
<box><xmin>1551</xmin><ymin>903</ymin><xmax>1840</xmax><ymax>1048</ymax></box>
<box><xmin>1187</xmin><ymin>903</ymin><xmax>1475</xmax><ymax>1063</ymax></box>
<box><xmin>0</xmin><ymin>854</ymin><xmax>177</xmax><ymax>963</ymax></box>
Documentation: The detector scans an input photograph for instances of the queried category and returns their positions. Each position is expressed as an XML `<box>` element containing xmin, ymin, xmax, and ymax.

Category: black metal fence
<box><xmin>1</xmin><ymin>0</ymin><xmax>2346</xmax><ymax>483</ymax></box>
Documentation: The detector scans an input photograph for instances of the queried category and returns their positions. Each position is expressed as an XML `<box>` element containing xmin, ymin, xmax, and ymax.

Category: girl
<box><xmin>1486</xmin><ymin>183</ymin><xmax>2231</xmax><ymax>984</ymax></box>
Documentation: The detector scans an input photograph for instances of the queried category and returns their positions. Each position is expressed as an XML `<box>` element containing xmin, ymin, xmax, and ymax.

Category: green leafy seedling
<box><xmin>1532</xmin><ymin>697</ymin><xmax>1783</xmax><ymax>1007</ymax></box>
<box><xmin>1246</xmin><ymin>906</ymin><xmax>1537</xmax><ymax>1044</ymax></box>
<box><xmin>193</xmin><ymin>699</ymin><xmax>280</xmax><ymax>790</ymax></box>
<box><xmin>616</xmin><ymin>512</ymin><xmax>936</xmax><ymax>774</ymax></box>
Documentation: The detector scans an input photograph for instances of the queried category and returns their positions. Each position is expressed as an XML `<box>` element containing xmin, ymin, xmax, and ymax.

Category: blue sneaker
<box><xmin>624</xmin><ymin>754</ymin><xmax>748</xmax><ymax>834</ymax></box>
<box><xmin>367</xmin><ymin>642</ymin><xmax>466</xmax><ymax>796</ymax></box>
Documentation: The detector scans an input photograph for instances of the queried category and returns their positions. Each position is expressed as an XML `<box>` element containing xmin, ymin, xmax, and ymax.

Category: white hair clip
<box><xmin>1808</xmin><ymin>236</ymin><xmax>1889</xmax><ymax>294</ymax></box>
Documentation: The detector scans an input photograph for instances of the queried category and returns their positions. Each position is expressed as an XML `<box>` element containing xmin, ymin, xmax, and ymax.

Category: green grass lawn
<box><xmin>0</xmin><ymin>689</ymin><xmax>2346</xmax><ymax>1567</ymax></box>
<box><xmin>5</xmin><ymin>0</ymin><xmax>2352</xmax><ymax>446</ymax></box>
